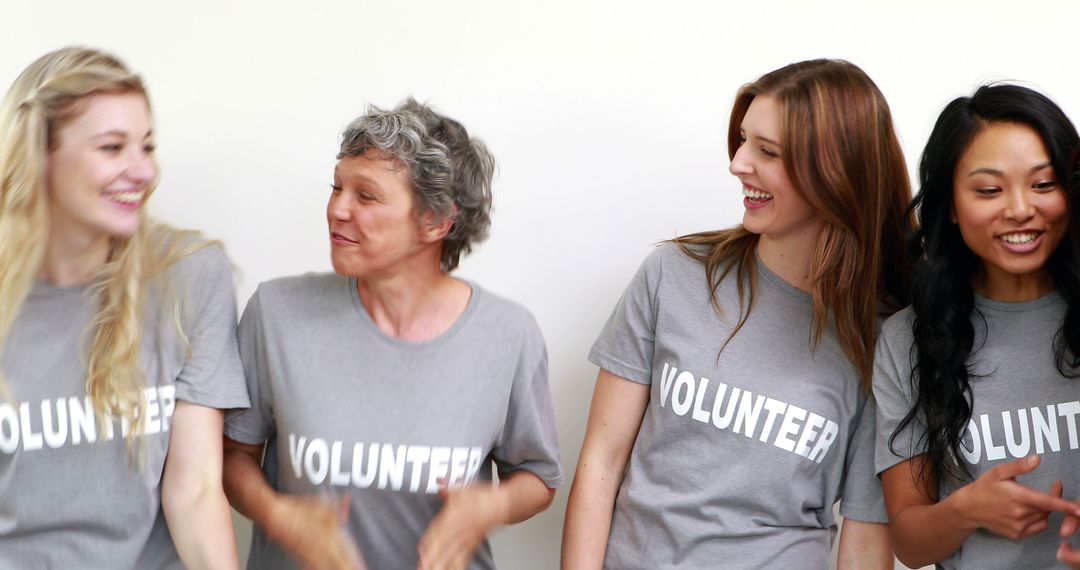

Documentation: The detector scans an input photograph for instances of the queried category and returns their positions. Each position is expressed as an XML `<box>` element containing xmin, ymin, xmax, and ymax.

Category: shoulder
<box><xmin>878</xmin><ymin>306</ymin><xmax>915</xmax><ymax>348</ymax></box>
<box><xmin>253</xmin><ymin>272</ymin><xmax>346</xmax><ymax>307</ymax></box>
<box><xmin>472</xmin><ymin>283</ymin><xmax>541</xmax><ymax>331</ymax></box>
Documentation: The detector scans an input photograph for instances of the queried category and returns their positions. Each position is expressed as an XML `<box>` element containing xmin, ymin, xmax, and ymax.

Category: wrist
<box><xmin>943</xmin><ymin>484</ymin><xmax>979</xmax><ymax>532</ymax></box>
<box><xmin>263</xmin><ymin>493</ymin><xmax>297</xmax><ymax>545</ymax></box>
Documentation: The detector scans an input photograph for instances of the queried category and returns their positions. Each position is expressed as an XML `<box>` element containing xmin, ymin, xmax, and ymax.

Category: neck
<box><xmin>357</xmin><ymin>263</ymin><xmax>471</xmax><ymax>342</ymax></box>
<box><xmin>38</xmin><ymin>225</ymin><xmax>111</xmax><ymax>287</ymax></box>
<box><xmin>755</xmin><ymin>228</ymin><xmax>822</xmax><ymax>293</ymax></box>
<box><xmin>973</xmin><ymin>266</ymin><xmax>1055</xmax><ymax>303</ymax></box>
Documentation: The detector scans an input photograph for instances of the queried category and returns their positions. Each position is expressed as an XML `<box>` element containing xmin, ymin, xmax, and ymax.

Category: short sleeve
<box><xmin>872</xmin><ymin>312</ymin><xmax>926</xmax><ymax>476</ymax></box>
<box><xmin>171</xmin><ymin>245</ymin><xmax>250</xmax><ymax>409</ymax></box>
<box><xmin>838</xmin><ymin>394</ymin><xmax>888</xmax><ymax>523</ymax></box>
<box><xmin>224</xmin><ymin>288</ymin><xmax>276</xmax><ymax>444</ymax></box>
<box><xmin>491</xmin><ymin>318</ymin><xmax>564</xmax><ymax>488</ymax></box>
<box><xmin>587</xmin><ymin>247</ymin><xmax>664</xmax><ymax>384</ymax></box>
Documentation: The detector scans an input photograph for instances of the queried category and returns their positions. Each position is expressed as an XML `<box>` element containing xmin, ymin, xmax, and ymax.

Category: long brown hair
<box><xmin>676</xmin><ymin>59</ymin><xmax>912</xmax><ymax>387</ymax></box>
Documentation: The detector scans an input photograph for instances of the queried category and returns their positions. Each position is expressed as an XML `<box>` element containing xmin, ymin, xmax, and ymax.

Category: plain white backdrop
<box><xmin>4</xmin><ymin>1</ymin><xmax>1080</xmax><ymax>568</ymax></box>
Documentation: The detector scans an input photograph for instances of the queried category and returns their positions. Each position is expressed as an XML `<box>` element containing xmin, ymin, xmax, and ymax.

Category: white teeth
<box><xmin>1000</xmin><ymin>232</ymin><xmax>1037</xmax><ymax>244</ymax></box>
<box><xmin>105</xmin><ymin>190</ymin><xmax>144</xmax><ymax>205</ymax></box>
<box><xmin>742</xmin><ymin>187</ymin><xmax>772</xmax><ymax>200</ymax></box>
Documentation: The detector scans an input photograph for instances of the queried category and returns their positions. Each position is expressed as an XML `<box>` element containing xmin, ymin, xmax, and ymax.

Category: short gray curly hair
<box><xmin>337</xmin><ymin>98</ymin><xmax>495</xmax><ymax>272</ymax></box>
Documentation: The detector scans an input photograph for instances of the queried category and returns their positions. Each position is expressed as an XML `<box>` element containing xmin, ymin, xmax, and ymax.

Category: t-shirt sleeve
<box><xmin>491</xmin><ymin>317</ymin><xmax>564</xmax><ymax>488</ymax></box>
<box><xmin>872</xmin><ymin>314</ymin><xmax>925</xmax><ymax>476</ymax></box>
<box><xmin>838</xmin><ymin>393</ymin><xmax>888</xmax><ymax>523</ymax></box>
<box><xmin>172</xmin><ymin>245</ymin><xmax>250</xmax><ymax>409</ymax></box>
<box><xmin>224</xmin><ymin>288</ymin><xmax>276</xmax><ymax>444</ymax></box>
<box><xmin>586</xmin><ymin>248</ymin><xmax>663</xmax><ymax>384</ymax></box>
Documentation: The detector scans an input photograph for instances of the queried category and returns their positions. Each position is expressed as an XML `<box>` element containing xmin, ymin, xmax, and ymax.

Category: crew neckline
<box><xmin>347</xmin><ymin>276</ymin><xmax>480</xmax><ymax>349</ymax></box>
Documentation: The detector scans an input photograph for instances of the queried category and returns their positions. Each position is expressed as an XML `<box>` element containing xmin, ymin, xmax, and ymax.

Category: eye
<box><xmin>1033</xmin><ymin>180</ymin><xmax>1058</xmax><ymax>192</ymax></box>
<box><xmin>143</xmin><ymin>142</ymin><xmax>156</xmax><ymax>154</ymax></box>
<box><xmin>357</xmin><ymin>192</ymin><xmax>377</xmax><ymax>202</ymax></box>
<box><xmin>330</xmin><ymin>184</ymin><xmax>343</xmax><ymax>194</ymax></box>
<box><xmin>761</xmin><ymin>147</ymin><xmax>780</xmax><ymax>158</ymax></box>
<box><xmin>99</xmin><ymin>143</ymin><xmax>123</xmax><ymax>153</ymax></box>
<box><xmin>974</xmin><ymin>187</ymin><xmax>1000</xmax><ymax>196</ymax></box>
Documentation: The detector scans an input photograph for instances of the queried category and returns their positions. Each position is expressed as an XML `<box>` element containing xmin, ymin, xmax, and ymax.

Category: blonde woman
<box><xmin>0</xmin><ymin>47</ymin><xmax>249</xmax><ymax>568</ymax></box>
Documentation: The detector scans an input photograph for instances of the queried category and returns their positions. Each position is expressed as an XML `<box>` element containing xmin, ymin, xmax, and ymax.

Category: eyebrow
<box><xmin>743</xmin><ymin>131</ymin><xmax>781</xmax><ymax>147</ymax></box>
<box><xmin>91</xmin><ymin>129</ymin><xmax>154</xmax><ymax>140</ymax></box>
<box><xmin>966</xmin><ymin>161</ymin><xmax>1052</xmax><ymax>178</ymax></box>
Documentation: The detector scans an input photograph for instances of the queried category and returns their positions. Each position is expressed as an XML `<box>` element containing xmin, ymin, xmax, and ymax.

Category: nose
<box><xmin>126</xmin><ymin>152</ymin><xmax>156</xmax><ymax>184</ymax></box>
<box><xmin>1003</xmin><ymin>187</ymin><xmax>1035</xmax><ymax>223</ymax></box>
<box><xmin>327</xmin><ymin>190</ymin><xmax>352</xmax><ymax>222</ymax></box>
<box><xmin>729</xmin><ymin>144</ymin><xmax>753</xmax><ymax>177</ymax></box>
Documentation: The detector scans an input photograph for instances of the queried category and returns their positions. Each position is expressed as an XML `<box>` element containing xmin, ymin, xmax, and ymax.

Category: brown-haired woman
<box><xmin>561</xmin><ymin>59</ymin><xmax>911</xmax><ymax>568</ymax></box>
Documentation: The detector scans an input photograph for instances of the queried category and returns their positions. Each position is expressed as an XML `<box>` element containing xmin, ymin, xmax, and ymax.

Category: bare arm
<box><xmin>222</xmin><ymin>437</ymin><xmax>363</xmax><ymax>569</ymax></box>
<box><xmin>417</xmin><ymin>470</ymin><xmax>555</xmax><ymax>570</ymax></box>
<box><xmin>836</xmin><ymin>519</ymin><xmax>892</xmax><ymax>570</ymax></box>
<box><xmin>161</xmin><ymin>402</ymin><xmax>239</xmax><ymax>570</ymax></box>
<box><xmin>561</xmin><ymin>369</ymin><xmax>650</xmax><ymax>570</ymax></box>
<box><xmin>883</xmin><ymin>454</ymin><xmax>1076</xmax><ymax>568</ymax></box>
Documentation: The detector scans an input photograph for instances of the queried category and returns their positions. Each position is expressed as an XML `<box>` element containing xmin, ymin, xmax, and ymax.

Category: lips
<box><xmin>330</xmin><ymin>231</ymin><xmax>359</xmax><ymax>245</ymax></box>
<box><xmin>103</xmin><ymin>189</ymin><xmax>144</xmax><ymax>209</ymax></box>
<box><xmin>996</xmin><ymin>230</ymin><xmax>1043</xmax><ymax>253</ymax></box>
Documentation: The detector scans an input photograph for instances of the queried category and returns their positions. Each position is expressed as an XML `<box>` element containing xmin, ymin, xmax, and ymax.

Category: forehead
<box><xmin>959</xmin><ymin>122</ymin><xmax>1049</xmax><ymax>170</ymax></box>
<box><xmin>56</xmin><ymin>92</ymin><xmax>151</xmax><ymax>140</ymax></box>
<box><xmin>741</xmin><ymin>95</ymin><xmax>783</xmax><ymax>137</ymax></box>
<box><xmin>334</xmin><ymin>150</ymin><xmax>412</xmax><ymax>188</ymax></box>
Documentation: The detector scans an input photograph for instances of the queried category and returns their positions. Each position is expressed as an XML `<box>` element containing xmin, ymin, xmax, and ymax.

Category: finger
<box><xmin>991</xmin><ymin>455</ymin><xmax>1041</xmax><ymax>480</ymax></box>
<box><xmin>1060</xmin><ymin>541</ymin><xmax>1080</xmax><ymax>567</ymax></box>
<box><xmin>1053</xmin><ymin>480</ymin><xmax>1064</xmax><ymax>499</ymax></box>
<box><xmin>1020</xmin><ymin>518</ymin><xmax>1049</xmax><ymax>538</ymax></box>
<box><xmin>1064</xmin><ymin>513</ymin><xmax>1080</xmax><ymax>538</ymax></box>
<box><xmin>1015</xmin><ymin>485</ymin><xmax>1080</xmax><ymax>515</ymax></box>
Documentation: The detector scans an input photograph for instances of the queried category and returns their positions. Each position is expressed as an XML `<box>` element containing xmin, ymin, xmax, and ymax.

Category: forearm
<box><xmin>888</xmin><ymin>491</ymin><xmax>975</xmax><ymax>568</ymax></box>
<box><xmin>836</xmin><ymin>519</ymin><xmax>892</xmax><ymax>570</ymax></box>
<box><xmin>561</xmin><ymin>458</ymin><xmax>623</xmax><ymax>569</ymax></box>
<box><xmin>162</xmin><ymin>404</ymin><xmax>239</xmax><ymax>570</ymax></box>
<box><xmin>222</xmin><ymin>444</ymin><xmax>289</xmax><ymax>541</ymax></box>
<box><xmin>162</xmin><ymin>479</ymin><xmax>240</xmax><ymax>570</ymax></box>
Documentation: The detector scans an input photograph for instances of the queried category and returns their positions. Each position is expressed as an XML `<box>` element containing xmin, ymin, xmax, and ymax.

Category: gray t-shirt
<box><xmin>589</xmin><ymin>244</ymin><xmax>885</xmax><ymax>569</ymax></box>
<box><xmin>224</xmin><ymin>273</ymin><xmax>563</xmax><ymax>570</ymax></box>
<box><xmin>0</xmin><ymin>244</ymin><xmax>250</xmax><ymax>569</ymax></box>
<box><xmin>875</xmin><ymin>292</ymin><xmax>1080</xmax><ymax>569</ymax></box>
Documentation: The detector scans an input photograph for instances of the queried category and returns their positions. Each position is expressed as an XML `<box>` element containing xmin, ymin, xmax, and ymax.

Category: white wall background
<box><xmin>4</xmin><ymin>1</ymin><xmax>1079</xmax><ymax>568</ymax></box>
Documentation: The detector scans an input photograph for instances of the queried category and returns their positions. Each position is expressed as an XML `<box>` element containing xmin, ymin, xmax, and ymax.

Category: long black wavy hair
<box><xmin>892</xmin><ymin>84</ymin><xmax>1080</xmax><ymax>483</ymax></box>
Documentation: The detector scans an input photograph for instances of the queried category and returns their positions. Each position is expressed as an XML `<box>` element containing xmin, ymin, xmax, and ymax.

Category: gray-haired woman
<box><xmin>222</xmin><ymin>99</ymin><xmax>563</xmax><ymax>570</ymax></box>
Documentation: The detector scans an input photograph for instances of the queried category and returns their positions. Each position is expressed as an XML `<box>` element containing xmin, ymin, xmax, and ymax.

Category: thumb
<box><xmin>991</xmin><ymin>455</ymin><xmax>1041</xmax><ymax>480</ymax></box>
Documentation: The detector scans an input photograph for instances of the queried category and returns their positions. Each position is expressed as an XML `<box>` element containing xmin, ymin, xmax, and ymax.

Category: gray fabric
<box><xmin>588</xmin><ymin>244</ymin><xmax>884</xmax><ymax>569</ymax></box>
<box><xmin>224</xmin><ymin>273</ymin><xmax>563</xmax><ymax>570</ymax></box>
<box><xmin>875</xmin><ymin>292</ymin><xmax>1080</xmax><ymax>569</ymax></box>
<box><xmin>0</xmin><ymin>244</ymin><xmax>250</xmax><ymax>569</ymax></box>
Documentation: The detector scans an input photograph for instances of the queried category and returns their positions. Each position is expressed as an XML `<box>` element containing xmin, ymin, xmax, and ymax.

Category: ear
<box><xmin>419</xmin><ymin>204</ymin><xmax>458</xmax><ymax>243</ymax></box>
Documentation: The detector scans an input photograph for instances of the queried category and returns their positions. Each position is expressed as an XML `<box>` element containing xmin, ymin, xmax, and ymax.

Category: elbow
<box><xmin>891</xmin><ymin>539</ymin><xmax>936</xmax><ymax>569</ymax></box>
<box><xmin>162</xmin><ymin>471</ymin><xmax>224</xmax><ymax>523</ymax></box>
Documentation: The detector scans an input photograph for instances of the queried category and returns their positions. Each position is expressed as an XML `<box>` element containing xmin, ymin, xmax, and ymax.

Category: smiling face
<box><xmin>45</xmin><ymin>92</ymin><xmax>155</xmax><ymax>243</ymax></box>
<box><xmin>328</xmin><ymin>150</ymin><xmax>447</xmax><ymax>278</ymax></box>
<box><xmin>729</xmin><ymin>95</ymin><xmax>822</xmax><ymax>242</ymax></box>
<box><xmin>953</xmin><ymin>121</ymin><xmax>1068</xmax><ymax>298</ymax></box>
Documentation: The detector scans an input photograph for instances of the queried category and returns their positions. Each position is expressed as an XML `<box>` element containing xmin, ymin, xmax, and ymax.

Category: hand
<box><xmin>268</xmin><ymin>494</ymin><xmax>365</xmax><ymax>570</ymax></box>
<box><xmin>1059</xmin><ymin>498</ymin><xmax>1080</xmax><ymax>568</ymax></box>
<box><xmin>956</xmin><ymin>455</ymin><xmax>1077</xmax><ymax>539</ymax></box>
<box><xmin>417</xmin><ymin>484</ymin><xmax>507</xmax><ymax>570</ymax></box>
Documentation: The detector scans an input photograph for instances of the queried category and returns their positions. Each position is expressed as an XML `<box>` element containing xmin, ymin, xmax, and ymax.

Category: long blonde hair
<box><xmin>0</xmin><ymin>47</ymin><xmax>204</xmax><ymax>447</ymax></box>
<box><xmin>676</xmin><ymin>59</ymin><xmax>912</xmax><ymax>388</ymax></box>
